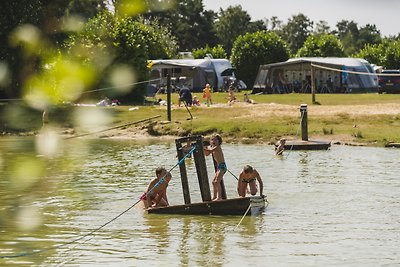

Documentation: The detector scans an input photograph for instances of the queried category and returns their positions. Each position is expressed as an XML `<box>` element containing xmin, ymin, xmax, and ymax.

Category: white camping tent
<box><xmin>148</xmin><ymin>58</ymin><xmax>235</xmax><ymax>92</ymax></box>
<box><xmin>253</xmin><ymin>57</ymin><xmax>379</xmax><ymax>94</ymax></box>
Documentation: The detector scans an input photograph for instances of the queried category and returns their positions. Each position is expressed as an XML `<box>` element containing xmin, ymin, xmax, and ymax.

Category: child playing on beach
<box><xmin>140</xmin><ymin>167</ymin><xmax>171</xmax><ymax>209</ymax></box>
<box><xmin>227</xmin><ymin>87</ymin><xmax>237</xmax><ymax>105</ymax></box>
<box><xmin>243</xmin><ymin>93</ymin><xmax>256</xmax><ymax>104</ymax></box>
<box><xmin>275</xmin><ymin>138</ymin><xmax>286</xmax><ymax>155</ymax></box>
<box><xmin>237</xmin><ymin>165</ymin><xmax>264</xmax><ymax>197</ymax></box>
<box><xmin>202</xmin><ymin>84</ymin><xmax>212</xmax><ymax>107</ymax></box>
<box><xmin>204</xmin><ymin>134</ymin><xmax>226</xmax><ymax>201</ymax></box>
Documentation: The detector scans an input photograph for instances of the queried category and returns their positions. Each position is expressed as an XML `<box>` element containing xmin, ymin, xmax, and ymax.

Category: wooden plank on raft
<box><xmin>192</xmin><ymin>136</ymin><xmax>211</xmax><ymax>201</ymax></box>
<box><xmin>175</xmin><ymin>139</ymin><xmax>191</xmax><ymax>204</ymax></box>
<box><xmin>147</xmin><ymin>196</ymin><xmax>265</xmax><ymax>216</ymax></box>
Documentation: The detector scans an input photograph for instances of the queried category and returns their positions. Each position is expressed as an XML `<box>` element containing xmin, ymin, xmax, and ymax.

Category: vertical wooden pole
<box><xmin>311</xmin><ymin>65</ymin><xmax>316</xmax><ymax>104</ymax></box>
<box><xmin>167</xmin><ymin>74</ymin><xmax>171</xmax><ymax>121</ymax></box>
<box><xmin>193</xmin><ymin>136</ymin><xmax>212</xmax><ymax>201</ymax></box>
<box><xmin>176</xmin><ymin>140</ymin><xmax>191</xmax><ymax>204</ymax></box>
<box><xmin>300</xmin><ymin>104</ymin><xmax>308</xmax><ymax>141</ymax></box>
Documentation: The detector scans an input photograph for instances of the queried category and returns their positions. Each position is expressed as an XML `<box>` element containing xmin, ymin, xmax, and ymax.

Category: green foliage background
<box><xmin>230</xmin><ymin>31</ymin><xmax>290</xmax><ymax>88</ymax></box>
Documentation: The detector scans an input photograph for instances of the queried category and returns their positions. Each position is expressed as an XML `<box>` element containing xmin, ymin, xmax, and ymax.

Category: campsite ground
<box><xmin>1</xmin><ymin>92</ymin><xmax>400</xmax><ymax>147</ymax></box>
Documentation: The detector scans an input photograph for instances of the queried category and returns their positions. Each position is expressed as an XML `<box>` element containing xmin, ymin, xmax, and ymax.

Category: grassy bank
<box><xmin>119</xmin><ymin>92</ymin><xmax>400</xmax><ymax>146</ymax></box>
<box><xmin>1</xmin><ymin>92</ymin><xmax>400</xmax><ymax>146</ymax></box>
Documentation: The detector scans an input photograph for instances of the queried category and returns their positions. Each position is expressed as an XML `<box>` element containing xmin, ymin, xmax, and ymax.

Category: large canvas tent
<box><xmin>148</xmin><ymin>58</ymin><xmax>235</xmax><ymax>92</ymax></box>
<box><xmin>253</xmin><ymin>57</ymin><xmax>379</xmax><ymax>94</ymax></box>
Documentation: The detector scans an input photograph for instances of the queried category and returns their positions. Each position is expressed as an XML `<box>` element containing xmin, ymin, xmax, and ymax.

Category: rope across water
<box><xmin>0</xmin><ymin>145</ymin><xmax>197</xmax><ymax>259</ymax></box>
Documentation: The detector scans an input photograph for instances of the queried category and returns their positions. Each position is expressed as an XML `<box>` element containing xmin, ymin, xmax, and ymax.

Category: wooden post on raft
<box><xmin>311</xmin><ymin>64</ymin><xmax>316</xmax><ymax>104</ymax></box>
<box><xmin>176</xmin><ymin>138</ymin><xmax>191</xmax><ymax>204</ymax></box>
<box><xmin>167</xmin><ymin>74</ymin><xmax>171</xmax><ymax>121</ymax></box>
<box><xmin>175</xmin><ymin>136</ymin><xmax>212</xmax><ymax>203</ymax></box>
<box><xmin>300</xmin><ymin>104</ymin><xmax>308</xmax><ymax>141</ymax></box>
<box><xmin>193</xmin><ymin>136</ymin><xmax>212</xmax><ymax>201</ymax></box>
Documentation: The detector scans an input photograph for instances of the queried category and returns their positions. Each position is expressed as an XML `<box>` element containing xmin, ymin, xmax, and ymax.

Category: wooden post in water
<box><xmin>167</xmin><ymin>74</ymin><xmax>171</xmax><ymax>121</ymax></box>
<box><xmin>300</xmin><ymin>104</ymin><xmax>308</xmax><ymax>141</ymax></box>
<box><xmin>193</xmin><ymin>136</ymin><xmax>212</xmax><ymax>201</ymax></box>
<box><xmin>176</xmin><ymin>139</ymin><xmax>191</xmax><ymax>204</ymax></box>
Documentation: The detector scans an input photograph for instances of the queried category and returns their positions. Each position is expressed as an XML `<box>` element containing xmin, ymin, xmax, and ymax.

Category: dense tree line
<box><xmin>1</xmin><ymin>0</ymin><xmax>400</xmax><ymax>102</ymax></box>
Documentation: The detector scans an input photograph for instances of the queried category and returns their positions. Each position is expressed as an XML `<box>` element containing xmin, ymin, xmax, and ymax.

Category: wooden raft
<box><xmin>147</xmin><ymin>135</ymin><xmax>265</xmax><ymax>216</ymax></box>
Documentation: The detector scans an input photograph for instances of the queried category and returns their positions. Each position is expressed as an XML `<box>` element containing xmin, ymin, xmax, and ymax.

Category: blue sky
<box><xmin>202</xmin><ymin>0</ymin><xmax>399</xmax><ymax>36</ymax></box>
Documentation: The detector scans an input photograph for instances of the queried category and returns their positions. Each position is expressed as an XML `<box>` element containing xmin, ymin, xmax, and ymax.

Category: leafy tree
<box><xmin>384</xmin><ymin>40</ymin><xmax>400</xmax><ymax>69</ymax></box>
<box><xmin>213</xmin><ymin>5</ymin><xmax>252</xmax><ymax>54</ymax></box>
<box><xmin>0</xmin><ymin>0</ymin><xmax>112</xmax><ymax>99</ymax></box>
<box><xmin>280</xmin><ymin>13</ymin><xmax>313</xmax><ymax>55</ymax></box>
<box><xmin>67</xmin><ymin>11</ymin><xmax>178</xmax><ymax>102</ymax></box>
<box><xmin>297</xmin><ymin>34</ymin><xmax>345</xmax><ymax>57</ymax></box>
<box><xmin>314</xmin><ymin>20</ymin><xmax>331</xmax><ymax>36</ymax></box>
<box><xmin>230</xmin><ymin>31</ymin><xmax>290</xmax><ymax>89</ymax></box>
<box><xmin>265</xmin><ymin>16</ymin><xmax>283</xmax><ymax>32</ymax></box>
<box><xmin>356</xmin><ymin>24</ymin><xmax>382</xmax><ymax>51</ymax></box>
<box><xmin>354</xmin><ymin>39</ymin><xmax>400</xmax><ymax>69</ymax></box>
<box><xmin>247</xmin><ymin>20</ymin><xmax>267</xmax><ymax>33</ymax></box>
<box><xmin>192</xmin><ymin>44</ymin><xmax>227</xmax><ymax>59</ymax></box>
<box><xmin>334</xmin><ymin>20</ymin><xmax>359</xmax><ymax>56</ymax></box>
<box><xmin>334</xmin><ymin>20</ymin><xmax>383</xmax><ymax>56</ymax></box>
<box><xmin>0</xmin><ymin>0</ymin><xmax>71</xmax><ymax>98</ymax></box>
<box><xmin>354</xmin><ymin>44</ymin><xmax>383</xmax><ymax>66</ymax></box>
<box><xmin>144</xmin><ymin>0</ymin><xmax>217</xmax><ymax>52</ymax></box>
<box><xmin>65</xmin><ymin>0</ymin><xmax>107</xmax><ymax>20</ymax></box>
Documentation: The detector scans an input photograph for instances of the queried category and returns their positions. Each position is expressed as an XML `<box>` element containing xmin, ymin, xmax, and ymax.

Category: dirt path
<box><xmin>243</xmin><ymin>103</ymin><xmax>400</xmax><ymax>117</ymax></box>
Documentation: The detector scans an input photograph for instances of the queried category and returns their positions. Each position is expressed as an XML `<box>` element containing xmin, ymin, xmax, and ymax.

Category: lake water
<box><xmin>0</xmin><ymin>137</ymin><xmax>399</xmax><ymax>266</ymax></box>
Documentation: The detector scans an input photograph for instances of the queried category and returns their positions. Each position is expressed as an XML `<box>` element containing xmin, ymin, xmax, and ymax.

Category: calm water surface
<box><xmin>0</xmin><ymin>137</ymin><xmax>399</xmax><ymax>266</ymax></box>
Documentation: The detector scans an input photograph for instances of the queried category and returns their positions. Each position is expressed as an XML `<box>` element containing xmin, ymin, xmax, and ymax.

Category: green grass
<box><xmin>160</xmin><ymin>90</ymin><xmax>400</xmax><ymax>106</ymax></box>
<box><xmin>1</xmin><ymin>93</ymin><xmax>400</xmax><ymax>146</ymax></box>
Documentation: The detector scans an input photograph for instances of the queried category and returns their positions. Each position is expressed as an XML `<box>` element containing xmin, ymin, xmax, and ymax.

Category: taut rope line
<box><xmin>0</xmin><ymin>145</ymin><xmax>197</xmax><ymax>259</ymax></box>
<box><xmin>64</xmin><ymin>115</ymin><xmax>161</xmax><ymax>140</ymax></box>
<box><xmin>285</xmin><ymin>109</ymin><xmax>305</xmax><ymax>159</ymax></box>
<box><xmin>234</xmin><ymin>204</ymin><xmax>252</xmax><ymax>231</ymax></box>
<box><xmin>310</xmin><ymin>64</ymin><xmax>382</xmax><ymax>76</ymax></box>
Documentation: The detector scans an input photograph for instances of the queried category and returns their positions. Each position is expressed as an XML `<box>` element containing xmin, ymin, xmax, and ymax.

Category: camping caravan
<box><xmin>253</xmin><ymin>57</ymin><xmax>379</xmax><ymax>94</ymax></box>
<box><xmin>147</xmin><ymin>58</ymin><xmax>244</xmax><ymax>92</ymax></box>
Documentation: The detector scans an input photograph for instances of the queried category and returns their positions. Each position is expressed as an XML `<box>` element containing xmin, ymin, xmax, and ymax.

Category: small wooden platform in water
<box><xmin>275</xmin><ymin>104</ymin><xmax>330</xmax><ymax>151</ymax></box>
<box><xmin>385</xmin><ymin>143</ymin><xmax>400</xmax><ymax>148</ymax></box>
<box><xmin>281</xmin><ymin>139</ymin><xmax>331</xmax><ymax>150</ymax></box>
<box><xmin>148</xmin><ymin>196</ymin><xmax>266</xmax><ymax>216</ymax></box>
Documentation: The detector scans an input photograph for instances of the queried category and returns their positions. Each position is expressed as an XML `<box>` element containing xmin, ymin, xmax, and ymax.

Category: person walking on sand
<box><xmin>204</xmin><ymin>134</ymin><xmax>226</xmax><ymax>200</ymax></box>
<box><xmin>203</xmin><ymin>83</ymin><xmax>212</xmax><ymax>107</ymax></box>
<box><xmin>140</xmin><ymin>167</ymin><xmax>171</xmax><ymax>209</ymax></box>
<box><xmin>237</xmin><ymin>165</ymin><xmax>264</xmax><ymax>198</ymax></box>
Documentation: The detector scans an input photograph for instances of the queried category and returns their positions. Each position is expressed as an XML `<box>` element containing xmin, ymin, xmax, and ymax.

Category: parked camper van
<box><xmin>147</xmin><ymin>58</ymin><xmax>246</xmax><ymax>92</ymax></box>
